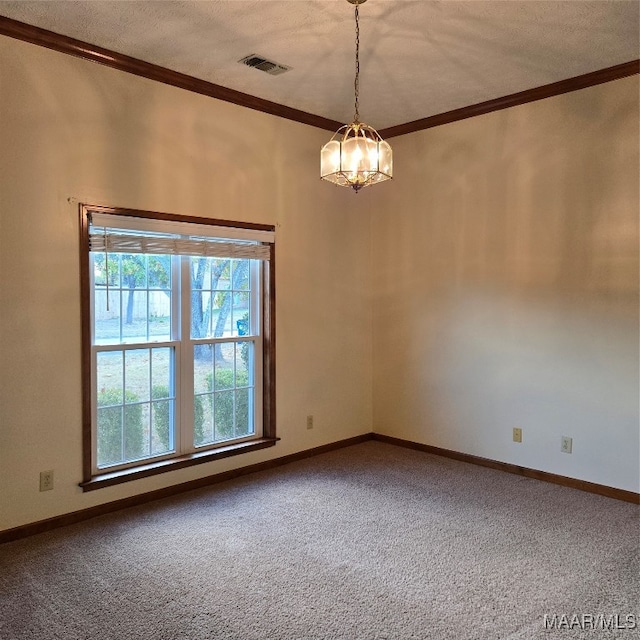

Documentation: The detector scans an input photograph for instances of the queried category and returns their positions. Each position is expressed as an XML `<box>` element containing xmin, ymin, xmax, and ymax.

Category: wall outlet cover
<box><xmin>39</xmin><ymin>470</ymin><xmax>54</xmax><ymax>492</ymax></box>
<box><xmin>561</xmin><ymin>436</ymin><xmax>573</xmax><ymax>454</ymax></box>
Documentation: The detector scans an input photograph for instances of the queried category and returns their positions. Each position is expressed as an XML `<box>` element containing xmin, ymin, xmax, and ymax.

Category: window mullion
<box><xmin>191</xmin><ymin>336</ymin><xmax>255</xmax><ymax>345</ymax></box>
<box><xmin>179</xmin><ymin>255</ymin><xmax>195</xmax><ymax>454</ymax></box>
<box><xmin>147</xmin><ymin>346</ymin><xmax>152</xmax><ymax>458</ymax></box>
<box><xmin>118</xmin><ymin>255</ymin><xmax>124</xmax><ymax>343</ymax></box>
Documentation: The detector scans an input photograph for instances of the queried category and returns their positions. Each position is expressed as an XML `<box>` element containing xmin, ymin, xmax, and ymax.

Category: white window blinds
<box><xmin>89</xmin><ymin>212</ymin><xmax>274</xmax><ymax>261</ymax></box>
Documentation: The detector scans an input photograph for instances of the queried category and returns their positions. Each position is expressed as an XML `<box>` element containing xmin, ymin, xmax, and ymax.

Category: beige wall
<box><xmin>0</xmin><ymin>36</ymin><xmax>372</xmax><ymax>531</ymax></box>
<box><xmin>372</xmin><ymin>76</ymin><xmax>639</xmax><ymax>492</ymax></box>
<box><xmin>1</xmin><ymin>35</ymin><xmax>638</xmax><ymax>533</ymax></box>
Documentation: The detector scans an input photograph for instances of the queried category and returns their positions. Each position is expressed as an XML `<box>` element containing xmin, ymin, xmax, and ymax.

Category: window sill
<box><xmin>79</xmin><ymin>437</ymin><xmax>279</xmax><ymax>492</ymax></box>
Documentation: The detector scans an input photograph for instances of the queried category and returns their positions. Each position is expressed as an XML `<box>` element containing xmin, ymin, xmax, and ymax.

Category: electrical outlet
<box><xmin>306</xmin><ymin>415</ymin><xmax>314</xmax><ymax>430</ymax></box>
<box><xmin>561</xmin><ymin>436</ymin><xmax>572</xmax><ymax>454</ymax></box>
<box><xmin>513</xmin><ymin>427</ymin><xmax>522</xmax><ymax>443</ymax></box>
<box><xmin>39</xmin><ymin>470</ymin><xmax>54</xmax><ymax>492</ymax></box>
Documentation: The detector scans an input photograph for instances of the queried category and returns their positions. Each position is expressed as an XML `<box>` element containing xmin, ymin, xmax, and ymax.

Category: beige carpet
<box><xmin>1</xmin><ymin>441</ymin><xmax>638</xmax><ymax>639</ymax></box>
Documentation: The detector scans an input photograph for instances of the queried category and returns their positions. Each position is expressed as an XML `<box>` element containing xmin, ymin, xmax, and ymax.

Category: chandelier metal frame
<box><xmin>320</xmin><ymin>0</ymin><xmax>393</xmax><ymax>193</ymax></box>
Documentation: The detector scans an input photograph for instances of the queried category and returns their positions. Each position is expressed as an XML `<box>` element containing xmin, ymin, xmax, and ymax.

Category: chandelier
<box><xmin>320</xmin><ymin>0</ymin><xmax>392</xmax><ymax>193</ymax></box>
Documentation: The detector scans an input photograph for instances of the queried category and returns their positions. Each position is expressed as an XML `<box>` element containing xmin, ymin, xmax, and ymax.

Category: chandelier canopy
<box><xmin>320</xmin><ymin>0</ymin><xmax>392</xmax><ymax>193</ymax></box>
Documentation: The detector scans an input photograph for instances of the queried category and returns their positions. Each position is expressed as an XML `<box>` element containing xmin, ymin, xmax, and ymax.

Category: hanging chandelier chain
<box><xmin>354</xmin><ymin>4</ymin><xmax>360</xmax><ymax>123</ymax></box>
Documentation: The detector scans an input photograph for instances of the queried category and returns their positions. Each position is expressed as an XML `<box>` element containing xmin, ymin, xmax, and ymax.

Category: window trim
<box><xmin>79</xmin><ymin>204</ymin><xmax>277</xmax><ymax>491</ymax></box>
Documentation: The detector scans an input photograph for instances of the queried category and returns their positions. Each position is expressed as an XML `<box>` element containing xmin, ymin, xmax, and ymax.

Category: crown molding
<box><xmin>0</xmin><ymin>15</ymin><xmax>343</xmax><ymax>132</ymax></box>
<box><xmin>0</xmin><ymin>16</ymin><xmax>638</xmax><ymax>139</ymax></box>
<box><xmin>378</xmin><ymin>60</ymin><xmax>640</xmax><ymax>139</ymax></box>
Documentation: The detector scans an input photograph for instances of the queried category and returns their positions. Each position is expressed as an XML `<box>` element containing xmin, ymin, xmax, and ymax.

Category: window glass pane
<box><xmin>214</xmin><ymin>359</ymin><xmax>234</xmax><ymax>390</ymax></box>
<box><xmin>123</xmin><ymin>403</ymin><xmax>147</xmax><ymax>461</ymax></box>
<box><xmin>194</xmin><ymin>342</ymin><xmax>216</xmax><ymax>449</ymax></box>
<box><xmin>124</xmin><ymin>349</ymin><xmax>150</xmax><ymax>402</ymax></box>
<box><xmin>94</xmin><ymin>254</ymin><xmax>171</xmax><ymax>345</ymax></box>
<box><xmin>96</xmin><ymin>388</ymin><xmax>149</xmax><ymax>467</ymax></box>
<box><xmin>193</xmin><ymin>340</ymin><xmax>255</xmax><ymax>446</ymax></box>
<box><xmin>93</xmin><ymin>252</ymin><xmax>120</xmax><ymax>287</ymax></box>
<box><xmin>151</xmin><ymin>347</ymin><xmax>172</xmax><ymax>390</ymax></box>
<box><xmin>191</xmin><ymin>257</ymin><xmax>257</xmax><ymax>340</ymax></box>
<box><xmin>235</xmin><ymin>388</ymin><xmax>251</xmax><ymax>437</ymax></box>
<box><xmin>211</xmin><ymin>290</ymin><xmax>226</xmax><ymax>336</ymax></box>
<box><xmin>93</xmin><ymin>256</ymin><xmax>106</xmax><ymax>287</ymax></box>
<box><xmin>233</xmin><ymin>304</ymin><xmax>250</xmax><ymax>338</ymax></box>
<box><xmin>97</xmin><ymin>406</ymin><xmax>123</xmax><ymax>468</ymax></box>
<box><xmin>191</xmin><ymin>257</ymin><xmax>228</xmax><ymax>340</ymax></box>
<box><xmin>151</xmin><ymin>397</ymin><xmax>174</xmax><ymax>455</ymax></box>
<box><xmin>195</xmin><ymin>394</ymin><xmax>214</xmax><ymax>447</ymax></box>
<box><xmin>122</xmin><ymin>290</ymin><xmax>148</xmax><ymax>341</ymax></box>
<box><xmin>96</xmin><ymin>346</ymin><xmax>176</xmax><ymax>468</ymax></box>
<box><xmin>149</xmin><ymin>290</ymin><xmax>171</xmax><ymax>340</ymax></box>
<box><xmin>231</xmin><ymin>260</ymin><xmax>250</xmax><ymax>337</ymax></box>
<box><xmin>194</xmin><ymin>344</ymin><xmax>213</xmax><ymax>394</ymax></box>
<box><xmin>233</xmin><ymin>259</ymin><xmax>250</xmax><ymax>291</ymax></box>
<box><xmin>121</xmin><ymin>254</ymin><xmax>147</xmax><ymax>288</ymax></box>
<box><xmin>148</xmin><ymin>256</ymin><xmax>171</xmax><ymax>289</ymax></box>
<box><xmin>235</xmin><ymin>311</ymin><xmax>250</xmax><ymax>337</ymax></box>
<box><xmin>97</xmin><ymin>351</ymin><xmax>123</xmax><ymax>403</ymax></box>
<box><xmin>94</xmin><ymin>288</ymin><xmax>122</xmax><ymax>345</ymax></box>
<box><xmin>236</xmin><ymin>342</ymin><xmax>251</xmax><ymax>387</ymax></box>
<box><xmin>210</xmin><ymin>258</ymin><xmax>230</xmax><ymax>291</ymax></box>
<box><xmin>151</xmin><ymin>347</ymin><xmax>174</xmax><ymax>455</ymax></box>
<box><xmin>191</xmin><ymin>298</ymin><xmax>208</xmax><ymax>340</ymax></box>
<box><xmin>214</xmin><ymin>390</ymin><xmax>235</xmax><ymax>440</ymax></box>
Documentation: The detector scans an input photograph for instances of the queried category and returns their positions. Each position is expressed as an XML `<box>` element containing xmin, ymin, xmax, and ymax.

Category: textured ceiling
<box><xmin>0</xmin><ymin>0</ymin><xmax>638</xmax><ymax>130</ymax></box>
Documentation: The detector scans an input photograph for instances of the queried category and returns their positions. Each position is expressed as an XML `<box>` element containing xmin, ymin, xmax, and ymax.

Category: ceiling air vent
<box><xmin>238</xmin><ymin>54</ymin><xmax>291</xmax><ymax>76</ymax></box>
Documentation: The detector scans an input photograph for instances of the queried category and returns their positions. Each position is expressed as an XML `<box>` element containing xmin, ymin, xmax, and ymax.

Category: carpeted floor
<box><xmin>1</xmin><ymin>441</ymin><xmax>638</xmax><ymax>640</ymax></box>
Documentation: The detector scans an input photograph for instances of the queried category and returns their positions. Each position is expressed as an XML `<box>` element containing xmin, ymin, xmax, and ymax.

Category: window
<box><xmin>79</xmin><ymin>206</ymin><xmax>276</xmax><ymax>490</ymax></box>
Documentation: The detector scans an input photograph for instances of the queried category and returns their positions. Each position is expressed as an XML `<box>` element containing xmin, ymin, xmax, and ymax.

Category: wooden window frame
<box><xmin>79</xmin><ymin>204</ymin><xmax>276</xmax><ymax>491</ymax></box>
